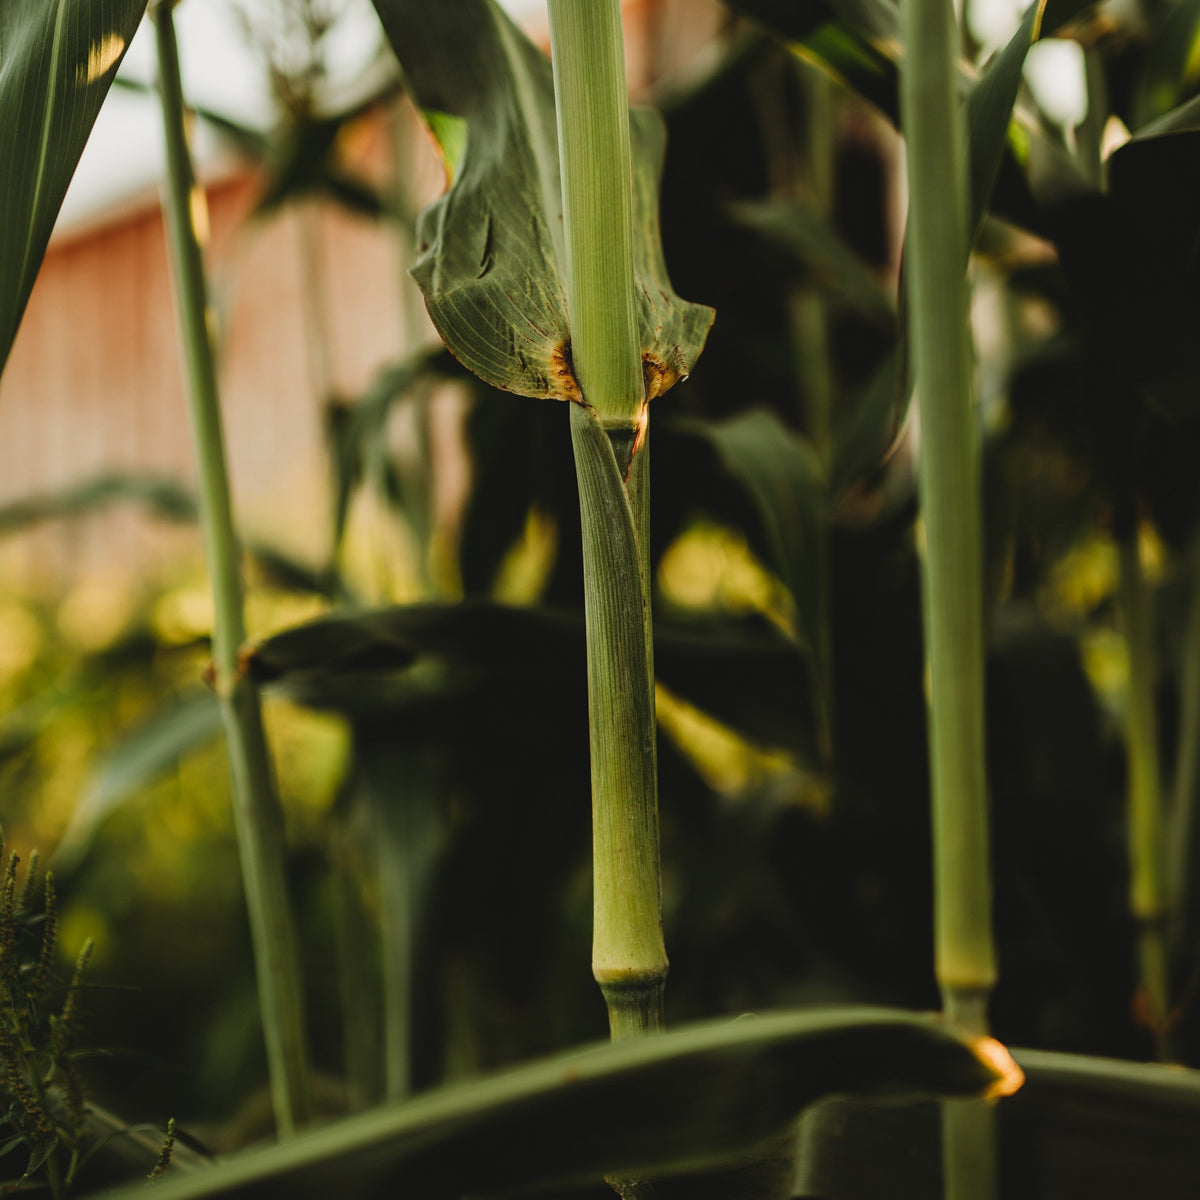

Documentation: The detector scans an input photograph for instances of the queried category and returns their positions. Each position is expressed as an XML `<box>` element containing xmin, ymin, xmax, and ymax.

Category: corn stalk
<box><xmin>152</xmin><ymin>0</ymin><xmax>310</xmax><ymax>1135</ymax></box>
<box><xmin>547</xmin><ymin>0</ymin><xmax>668</xmax><ymax>1041</ymax></box>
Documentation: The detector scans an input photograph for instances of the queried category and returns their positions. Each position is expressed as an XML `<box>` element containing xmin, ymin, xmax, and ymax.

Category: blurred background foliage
<box><xmin>4</xmin><ymin>0</ymin><xmax>1200</xmax><ymax>1164</ymax></box>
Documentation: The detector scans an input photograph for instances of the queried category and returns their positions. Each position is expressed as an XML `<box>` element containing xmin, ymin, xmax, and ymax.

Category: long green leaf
<box><xmin>369</xmin><ymin>0</ymin><xmax>712</xmax><ymax>404</ymax></box>
<box><xmin>964</xmin><ymin>0</ymin><xmax>1046</xmax><ymax>238</ymax></box>
<box><xmin>797</xmin><ymin>1048</ymin><xmax>1200</xmax><ymax>1198</ymax></box>
<box><xmin>93</xmin><ymin>1008</ymin><xmax>1009</xmax><ymax>1200</ymax></box>
<box><xmin>0</xmin><ymin>0</ymin><xmax>148</xmax><ymax>375</ymax></box>
<box><xmin>245</xmin><ymin>600</ymin><xmax>813</xmax><ymax>754</ymax></box>
<box><xmin>53</xmin><ymin>690</ymin><xmax>222</xmax><ymax>874</ymax></box>
<box><xmin>0</xmin><ymin>473</ymin><xmax>197</xmax><ymax>531</ymax></box>
<box><xmin>726</xmin><ymin>198</ymin><xmax>896</xmax><ymax>329</ymax></box>
<box><xmin>678</xmin><ymin>412</ymin><xmax>831</xmax><ymax>743</ymax></box>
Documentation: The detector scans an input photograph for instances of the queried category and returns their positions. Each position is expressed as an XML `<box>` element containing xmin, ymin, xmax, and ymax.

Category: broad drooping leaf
<box><xmin>370</xmin><ymin>0</ymin><xmax>713</xmax><ymax>403</ymax></box>
<box><xmin>0</xmin><ymin>0</ymin><xmax>149</xmax><ymax>375</ymax></box>
<box><xmin>93</xmin><ymin>1008</ymin><xmax>1011</xmax><ymax>1200</ymax></box>
<box><xmin>0</xmin><ymin>472</ymin><xmax>197</xmax><ymax>531</ymax></box>
<box><xmin>797</xmin><ymin>1048</ymin><xmax>1200</xmax><ymax>1199</ymax></box>
<box><xmin>1040</xmin><ymin>92</ymin><xmax>1200</xmax><ymax>422</ymax></box>
<box><xmin>245</xmin><ymin>599</ymin><xmax>813</xmax><ymax>755</ymax></box>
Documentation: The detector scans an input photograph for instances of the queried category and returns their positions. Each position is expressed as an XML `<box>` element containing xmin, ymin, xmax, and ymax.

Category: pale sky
<box><xmin>58</xmin><ymin>0</ymin><xmax>1082</xmax><ymax>237</ymax></box>
<box><xmin>57</xmin><ymin>0</ymin><xmax>546</xmax><ymax>237</ymax></box>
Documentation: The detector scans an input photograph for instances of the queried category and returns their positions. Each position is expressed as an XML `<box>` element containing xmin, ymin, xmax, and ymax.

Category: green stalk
<box><xmin>548</xmin><ymin>0</ymin><xmax>643</xmax><ymax>432</ymax></box>
<box><xmin>548</xmin><ymin>0</ymin><xmax>667</xmax><ymax>1040</ymax></box>
<box><xmin>899</xmin><ymin>0</ymin><xmax>996</xmax><ymax>1028</ymax></box>
<box><xmin>1117</xmin><ymin>532</ymin><xmax>1168</xmax><ymax>1040</ymax></box>
<box><xmin>1170</xmin><ymin>540</ymin><xmax>1200</xmax><ymax>955</ymax></box>
<box><xmin>898</xmin><ymin>0</ymin><xmax>998</xmax><ymax>1192</ymax></box>
<box><xmin>795</xmin><ymin>65</ymin><xmax>835</xmax><ymax>471</ymax></box>
<box><xmin>153</xmin><ymin>2</ymin><xmax>310</xmax><ymax>1135</ymax></box>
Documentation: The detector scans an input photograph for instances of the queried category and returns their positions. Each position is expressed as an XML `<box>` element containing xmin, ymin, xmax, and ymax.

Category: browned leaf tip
<box><xmin>642</xmin><ymin>350</ymin><xmax>686</xmax><ymax>401</ymax></box>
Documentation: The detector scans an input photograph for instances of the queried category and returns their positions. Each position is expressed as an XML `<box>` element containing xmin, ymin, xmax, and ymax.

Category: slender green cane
<box><xmin>795</xmin><ymin>64</ymin><xmax>835</xmax><ymax>472</ymax></box>
<box><xmin>898</xmin><ymin>0</ymin><xmax>998</xmax><ymax>1192</ymax></box>
<box><xmin>153</xmin><ymin>1</ymin><xmax>311</xmax><ymax>1135</ymax></box>
<box><xmin>1170</xmin><ymin>540</ymin><xmax>1200</xmax><ymax>958</ymax></box>
<box><xmin>548</xmin><ymin>0</ymin><xmax>667</xmax><ymax>1040</ymax></box>
<box><xmin>1117</xmin><ymin>532</ymin><xmax>1168</xmax><ymax>1041</ymax></box>
<box><xmin>899</xmin><ymin>0</ymin><xmax>996</xmax><ymax>1031</ymax></box>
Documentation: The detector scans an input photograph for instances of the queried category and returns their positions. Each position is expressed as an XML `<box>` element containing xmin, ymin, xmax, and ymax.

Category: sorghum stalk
<box><xmin>898</xmin><ymin>0</ymin><xmax>998</xmax><ymax>1191</ymax></box>
<box><xmin>547</xmin><ymin>0</ymin><xmax>668</xmax><ymax>1039</ymax></box>
<box><xmin>152</xmin><ymin>0</ymin><xmax>311</xmax><ymax>1134</ymax></box>
<box><xmin>899</xmin><ymin>0</ymin><xmax>996</xmax><ymax>1038</ymax></box>
<box><xmin>1170</xmin><ymin>540</ymin><xmax>1200</xmax><ymax>959</ymax></box>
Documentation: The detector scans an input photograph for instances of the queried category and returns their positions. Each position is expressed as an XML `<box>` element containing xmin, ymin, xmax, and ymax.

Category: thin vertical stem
<box><xmin>1117</xmin><ymin>533</ymin><xmax>1168</xmax><ymax>1041</ymax></box>
<box><xmin>570</xmin><ymin>403</ymin><xmax>666</xmax><ymax>1039</ymax></box>
<box><xmin>795</xmin><ymin>64</ymin><xmax>835</xmax><ymax>471</ymax></box>
<box><xmin>898</xmin><ymin>0</ymin><xmax>997</xmax><ymax>1192</ymax></box>
<box><xmin>899</xmin><ymin>0</ymin><xmax>996</xmax><ymax>1017</ymax></box>
<box><xmin>548</xmin><ymin>0</ymin><xmax>667</xmax><ymax>1041</ymax></box>
<box><xmin>1170</xmin><ymin>541</ymin><xmax>1200</xmax><ymax>951</ymax></box>
<box><xmin>548</xmin><ymin>0</ymin><xmax>643</xmax><ymax>432</ymax></box>
<box><xmin>153</xmin><ymin>2</ymin><xmax>310</xmax><ymax>1135</ymax></box>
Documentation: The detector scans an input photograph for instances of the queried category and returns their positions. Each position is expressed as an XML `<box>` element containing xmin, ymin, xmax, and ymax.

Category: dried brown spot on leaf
<box><xmin>551</xmin><ymin>342</ymin><xmax>583</xmax><ymax>404</ymax></box>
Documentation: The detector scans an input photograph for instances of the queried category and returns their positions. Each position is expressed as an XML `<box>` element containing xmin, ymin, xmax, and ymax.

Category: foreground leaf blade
<box><xmin>797</xmin><ymin>1048</ymin><xmax>1200</xmax><ymax>1198</ymax></box>
<box><xmin>94</xmin><ymin>1008</ymin><xmax>1007</xmax><ymax>1200</ymax></box>
<box><xmin>0</xmin><ymin>0</ymin><xmax>149</xmax><ymax>374</ymax></box>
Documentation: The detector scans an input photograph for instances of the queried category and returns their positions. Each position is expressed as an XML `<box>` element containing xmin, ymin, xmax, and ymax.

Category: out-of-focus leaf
<box><xmin>245</xmin><ymin>601</ymin><xmax>813</xmax><ymax>755</ymax></box>
<box><xmin>457</xmin><ymin>382</ymin><xmax>574</xmax><ymax>596</ymax></box>
<box><xmin>965</xmin><ymin>0</ymin><xmax>1046</xmax><ymax>237</ymax></box>
<box><xmin>370</xmin><ymin>0</ymin><xmax>713</xmax><ymax>402</ymax></box>
<box><xmin>246</xmin><ymin>544</ymin><xmax>340</xmax><ymax>600</ymax></box>
<box><xmin>0</xmin><ymin>0</ymin><xmax>148</xmax><ymax>375</ymax></box>
<box><xmin>796</xmin><ymin>1047</ymin><xmax>1200</xmax><ymax>1199</ymax></box>
<box><xmin>678</xmin><ymin>413</ymin><xmax>829</xmax><ymax>712</ymax></box>
<box><xmin>727</xmin><ymin>199</ymin><xmax>895</xmax><ymax>329</ymax></box>
<box><xmin>830</xmin><ymin>349</ymin><xmax>900</xmax><ymax>497</ymax></box>
<box><xmin>328</xmin><ymin>348</ymin><xmax>457</xmax><ymax>550</ymax></box>
<box><xmin>111</xmin><ymin>73</ymin><xmax>271</xmax><ymax>157</ymax></box>
<box><xmin>1049</xmin><ymin>101</ymin><xmax>1200</xmax><ymax>421</ymax></box>
<box><xmin>54</xmin><ymin>691</ymin><xmax>222</xmax><ymax>874</ymax></box>
<box><xmin>255</xmin><ymin>114</ymin><xmax>388</xmax><ymax>219</ymax></box>
<box><xmin>1130</xmin><ymin>91</ymin><xmax>1200</xmax><ymax>138</ymax></box>
<box><xmin>354</xmin><ymin>736</ymin><xmax>449</xmax><ymax>1098</ymax></box>
<box><xmin>93</xmin><ymin>1008</ymin><xmax>1006</xmax><ymax>1200</ymax></box>
<box><xmin>1128</xmin><ymin>0</ymin><xmax>1200</xmax><ymax>132</ymax></box>
<box><xmin>0</xmin><ymin>474</ymin><xmax>197</xmax><ymax>532</ymax></box>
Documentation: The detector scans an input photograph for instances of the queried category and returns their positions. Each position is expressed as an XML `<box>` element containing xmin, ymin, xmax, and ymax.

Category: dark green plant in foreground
<box><xmin>0</xmin><ymin>839</ymin><xmax>89</xmax><ymax>1198</ymax></box>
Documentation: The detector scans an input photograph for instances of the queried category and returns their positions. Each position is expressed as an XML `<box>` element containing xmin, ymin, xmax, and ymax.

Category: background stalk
<box><xmin>1116</xmin><ymin>531</ymin><xmax>1168</xmax><ymax>1042</ymax></box>
<box><xmin>1170</xmin><ymin>539</ymin><xmax>1200</xmax><ymax>959</ymax></box>
<box><xmin>794</xmin><ymin>65</ymin><xmax>835</xmax><ymax>471</ymax></box>
<box><xmin>548</xmin><ymin>0</ymin><xmax>668</xmax><ymax>1039</ymax></box>
<box><xmin>898</xmin><ymin>0</ymin><xmax>997</xmax><ymax>1191</ymax></box>
<box><xmin>153</xmin><ymin>1</ymin><xmax>311</xmax><ymax>1135</ymax></box>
